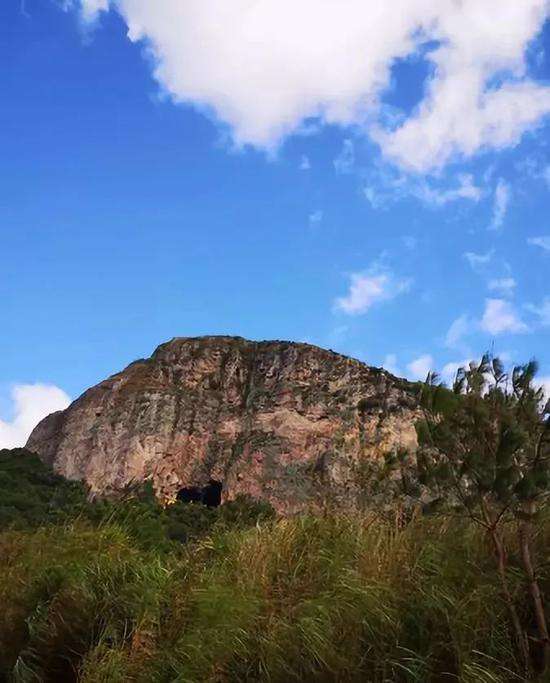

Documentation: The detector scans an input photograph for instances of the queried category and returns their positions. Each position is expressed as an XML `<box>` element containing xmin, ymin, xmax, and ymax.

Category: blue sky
<box><xmin>1</xmin><ymin>0</ymin><xmax>550</xmax><ymax>446</ymax></box>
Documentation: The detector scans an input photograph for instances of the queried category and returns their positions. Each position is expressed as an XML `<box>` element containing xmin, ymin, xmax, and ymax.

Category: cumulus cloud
<box><xmin>528</xmin><ymin>235</ymin><xmax>550</xmax><ymax>252</ymax></box>
<box><xmin>334</xmin><ymin>263</ymin><xmax>411</xmax><ymax>316</ymax></box>
<box><xmin>0</xmin><ymin>384</ymin><xmax>71</xmax><ymax>449</ymax></box>
<box><xmin>407</xmin><ymin>354</ymin><xmax>434</xmax><ymax>380</ymax></box>
<box><xmin>79</xmin><ymin>0</ymin><xmax>550</xmax><ymax>171</ymax></box>
<box><xmin>489</xmin><ymin>179</ymin><xmax>511</xmax><ymax>230</ymax></box>
<box><xmin>480</xmin><ymin>298</ymin><xmax>529</xmax><ymax>336</ymax></box>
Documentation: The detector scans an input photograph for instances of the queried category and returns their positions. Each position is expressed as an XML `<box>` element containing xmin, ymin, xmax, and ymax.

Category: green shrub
<box><xmin>0</xmin><ymin>449</ymin><xmax>89</xmax><ymax>529</ymax></box>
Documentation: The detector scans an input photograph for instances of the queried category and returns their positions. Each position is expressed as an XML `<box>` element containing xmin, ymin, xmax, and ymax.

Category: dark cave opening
<box><xmin>176</xmin><ymin>479</ymin><xmax>222</xmax><ymax>508</ymax></box>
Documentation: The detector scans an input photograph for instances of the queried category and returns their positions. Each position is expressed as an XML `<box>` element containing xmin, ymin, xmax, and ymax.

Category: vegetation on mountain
<box><xmin>1</xmin><ymin>354</ymin><xmax>550</xmax><ymax>681</ymax></box>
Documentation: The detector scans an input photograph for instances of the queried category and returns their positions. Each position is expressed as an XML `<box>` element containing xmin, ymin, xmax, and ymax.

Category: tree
<box><xmin>413</xmin><ymin>355</ymin><xmax>550</xmax><ymax>676</ymax></box>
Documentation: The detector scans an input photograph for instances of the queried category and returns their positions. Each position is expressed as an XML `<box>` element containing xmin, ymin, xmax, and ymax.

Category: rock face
<box><xmin>27</xmin><ymin>336</ymin><xmax>420</xmax><ymax>513</ymax></box>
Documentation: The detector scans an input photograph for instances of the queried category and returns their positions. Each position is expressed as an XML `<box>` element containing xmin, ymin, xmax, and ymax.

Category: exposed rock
<box><xmin>27</xmin><ymin>336</ymin><xmax>420</xmax><ymax>513</ymax></box>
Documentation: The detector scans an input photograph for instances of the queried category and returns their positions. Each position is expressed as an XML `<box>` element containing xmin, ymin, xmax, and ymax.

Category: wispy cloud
<box><xmin>528</xmin><ymin>235</ymin><xmax>550</xmax><ymax>253</ymax></box>
<box><xmin>489</xmin><ymin>179</ymin><xmax>511</xmax><ymax>230</ymax></box>
<box><xmin>334</xmin><ymin>262</ymin><xmax>411</xmax><ymax>316</ymax></box>
<box><xmin>463</xmin><ymin>250</ymin><xmax>514</xmax><ymax>293</ymax></box>
<box><xmin>363</xmin><ymin>170</ymin><xmax>483</xmax><ymax>209</ymax></box>
<box><xmin>333</xmin><ymin>139</ymin><xmax>355</xmax><ymax>174</ymax></box>
<box><xmin>415</xmin><ymin>174</ymin><xmax>483</xmax><ymax>207</ymax></box>
<box><xmin>445</xmin><ymin>314</ymin><xmax>473</xmax><ymax>349</ymax></box>
<box><xmin>464</xmin><ymin>249</ymin><xmax>494</xmax><ymax>272</ymax></box>
<box><xmin>488</xmin><ymin>277</ymin><xmax>516</xmax><ymax>296</ymax></box>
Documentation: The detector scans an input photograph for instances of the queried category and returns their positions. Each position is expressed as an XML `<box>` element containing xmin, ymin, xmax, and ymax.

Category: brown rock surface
<box><xmin>26</xmin><ymin>336</ymin><xmax>420</xmax><ymax>513</ymax></box>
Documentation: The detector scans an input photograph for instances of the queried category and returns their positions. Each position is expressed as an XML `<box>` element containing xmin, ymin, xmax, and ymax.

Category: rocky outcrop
<box><xmin>27</xmin><ymin>336</ymin><xmax>420</xmax><ymax>513</ymax></box>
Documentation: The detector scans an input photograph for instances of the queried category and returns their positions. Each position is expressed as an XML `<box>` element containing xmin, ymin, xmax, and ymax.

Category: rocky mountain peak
<box><xmin>27</xmin><ymin>336</ymin><xmax>420</xmax><ymax>513</ymax></box>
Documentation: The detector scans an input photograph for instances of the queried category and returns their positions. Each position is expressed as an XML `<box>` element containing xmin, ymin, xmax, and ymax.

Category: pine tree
<box><xmin>413</xmin><ymin>355</ymin><xmax>550</xmax><ymax>676</ymax></box>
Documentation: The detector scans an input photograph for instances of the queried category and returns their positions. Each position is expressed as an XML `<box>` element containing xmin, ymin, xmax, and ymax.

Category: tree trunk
<box><xmin>518</xmin><ymin>502</ymin><xmax>550</xmax><ymax>674</ymax></box>
<box><xmin>489</xmin><ymin>526</ymin><xmax>531</xmax><ymax>674</ymax></box>
<box><xmin>480</xmin><ymin>499</ymin><xmax>530</xmax><ymax>673</ymax></box>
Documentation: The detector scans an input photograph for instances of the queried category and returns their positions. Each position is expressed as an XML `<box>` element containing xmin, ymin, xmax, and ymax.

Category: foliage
<box><xmin>0</xmin><ymin>450</ymin><xmax>275</xmax><ymax>552</ymax></box>
<box><xmin>409</xmin><ymin>355</ymin><xmax>550</xmax><ymax>676</ymax></box>
<box><xmin>2</xmin><ymin>511</ymin><xmax>542</xmax><ymax>682</ymax></box>
<box><xmin>0</xmin><ymin>449</ymin><xmax>89</xmax><ymax>529</ymax></box>
<box><xmin>414</xmin><ymin>356</ymin><xmax>550</xmax><ymax>517</ymax></box>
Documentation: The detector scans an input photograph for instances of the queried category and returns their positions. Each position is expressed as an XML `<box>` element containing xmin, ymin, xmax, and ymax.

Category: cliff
<box><xmin>27</xmin><ymin>336</ymin><xmax>420</xmax><ymax>513</ymax></box>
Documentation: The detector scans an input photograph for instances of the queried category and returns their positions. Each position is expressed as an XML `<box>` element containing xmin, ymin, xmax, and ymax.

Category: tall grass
<box><xmin>2</xmin><ymin>509</ymin><xmax>544</xmax><ymax>682</ymax></box>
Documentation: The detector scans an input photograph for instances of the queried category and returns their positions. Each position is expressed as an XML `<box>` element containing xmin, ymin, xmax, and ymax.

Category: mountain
<box><xmin>27</xmin><ymin>336</ymin><xmax>420</xmax><ymax>513</ymax></box>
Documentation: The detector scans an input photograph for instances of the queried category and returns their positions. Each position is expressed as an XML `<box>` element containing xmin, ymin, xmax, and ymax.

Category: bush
<box><xmin>0</xmin><ymin>449</ymin><xmax>89</xmax><ymax>529</ymax></box>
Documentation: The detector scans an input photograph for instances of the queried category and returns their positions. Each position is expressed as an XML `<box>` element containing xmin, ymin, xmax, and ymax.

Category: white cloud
<box><xmin>489</xmin><ymin>179</ymin><xmax>511</xmax><ymax>230</ymax></box>
<box><xmin>363</xmin><ymin>184</ymin><xmax>387</xmax><ymax>209</ymax></box>
<box><xmin>488</xmin><ymin>277</ymin><xmax>516</xmax><ymax>296</ymax></box>
<box><xmin>407</xmin><ymin>354</ymin><xmax>434</xmax><ymax>380</ymax></box>
<box><xmin>79</xmin><ymin>1</ymin><xmax>550</xmax><ymax>171</ymax></box>
<box><xmin>528</xmin><ymin>235</ymin><xmax>550</xmax><ymax>252</ymax></box>
<box><xmin>0</xmin><ymin>384</ymin><xmax>70</xmax><ymax>450</ymax></box>
<box><xmin>464</xmin><ymin>248</ymin><xmax>494</xmax><ymax>271</ymax></box>
<box><xmin>414</xmin><ymin>173</ymin><xmax>482</xmax><ymax>206</ymax></box>
<box><xmin>334</xmin><ymin>263</ymin><xmax>411</xmax><ymax>315</ymax></box>
<box><xmin>480</xmin><ymin>298</ymin><xmax>529</xmax><ymax>336</ymax></box>
<box><xmin>463</xmin><ymin>249</ymin><xmax>515</xmax><ymax>291</ymax></box>
<box><xmin>363</xmin><ymin>170</ymin><xmax>483</xmax><ymax>209</ymax></box>
<box><xmin>445</xmin><ymin>314</ymin><xmax>472</xmax><ymax>349</ymax></box>
<box><xmin>308</xmin><ymin>210</ymin><xmax>323</xmax><ymax>226</ymax></box>
<box><xmin>333</xmin><ymin>139</ymin><xmax>355</xmax><ymax>174</ymax></box>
